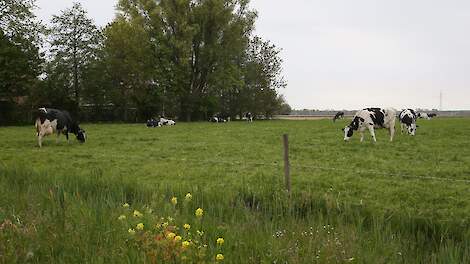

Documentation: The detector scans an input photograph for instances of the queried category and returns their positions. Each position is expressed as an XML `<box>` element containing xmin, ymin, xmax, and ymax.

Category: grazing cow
<box><xmin>399</xmin><ymin>109</ymin><xmax>418</xmax><ymax>136</ymax></box>
<box><xmin>428</xmin><ymin>113</ymin><xmax>437</xmax><ymax>118</ymax></box>
<box><xmin>343</xmin><ymin>107</ymin><xmax>396</xmax><ymax>142</ymax></box>
<box><xmin>146</xmin><ymin>118</ymin><xmax>161</xmax><ymax>127</ymax></box>
<box><xmin>35</xmin><ymin>108</ymin><xmax>86</xmax><ymax>147</ymax></box>
<box><xmin>210</xmin><ymin>116</ymin><xmax>227</xmax><ymax>123</ymax></box>
<box><xmin>245</xmin><ymin>112</ymin><xmax>253</xmax><ymax>122</ymax></box>
<box><xmin>160</xmin><ymin>117</ymin><xmax>175</xmax><ymax>126</ymax></box>
<box><xmin>417</xmin><ymin>112</ymin><xmax>431</xmax><ymax>120</ymax></box>
<box><xmin>333</xmin><ymin>111</ymin><xmax>344</xmax><ymax>122</ymax></box>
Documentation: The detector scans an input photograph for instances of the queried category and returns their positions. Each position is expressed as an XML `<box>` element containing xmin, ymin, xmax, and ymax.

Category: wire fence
<box><xmin>151</xmin><ymin>155</ymin><xmax>470</xmax><ymax>185</ymax></box>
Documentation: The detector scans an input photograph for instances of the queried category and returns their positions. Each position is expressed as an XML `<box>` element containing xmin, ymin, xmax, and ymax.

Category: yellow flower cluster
<box><xmin>170</xmin><ymin>197</ymin><xmax>177</xmax><ymax>205</ymax></box>
<box><xmin>119</xmin><ymin>197</ymin><xmax>225</xmax><ymax>262</ymax></box>
<box><xmin>133</xmin><ymin>210</ymin><xmax>143</xmax><ymax>218</ymax></box>
<box><xmin>195</xmin><ymin>208</ymin><xmax>204</xmax><ymax>218</ymax></box>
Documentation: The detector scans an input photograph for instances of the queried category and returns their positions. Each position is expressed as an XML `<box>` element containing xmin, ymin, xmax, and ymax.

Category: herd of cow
<box><xmin>34</xmin><ymin>107</ymin><xmax>436</xmax><ymax>147</ymax></box>
<box><xmin>338</xmin><ymin>108</ymin><xmax>437</xmax><ymax>142</ymax></box>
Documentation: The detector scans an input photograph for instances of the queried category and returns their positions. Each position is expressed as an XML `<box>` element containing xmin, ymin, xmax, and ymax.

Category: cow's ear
<box><xmin>341</xmin><ymin>128</ymin><xmax>345</xmax><ymax>131</ymax></box>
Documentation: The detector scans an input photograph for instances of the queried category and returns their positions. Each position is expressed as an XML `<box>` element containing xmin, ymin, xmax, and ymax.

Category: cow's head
<box><xmin>76</xmin><ymin>128</ymin><xmax>86</xmax><ymax>143</ymax></box>
<box><xmin>342</xmin><ymin>126</ymin><xmax>354</xmax><ymax>141</ymax></box>
<box><xmin>407</xmin><ymin>123</ymin><xmax>417</xmax><ymax>136</ymax></box>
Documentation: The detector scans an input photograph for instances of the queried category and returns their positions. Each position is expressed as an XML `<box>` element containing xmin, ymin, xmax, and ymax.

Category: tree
<box><xmin>116</xmin><ymin>0</ymin><xmax>257</xmax><ymax>121</ymax></box>
<box><xmin>0</xmin><ymin>0</ymin><xmax>43</xmax><ymax>124</ymax></box>
<box><xmin>242</xmin><ymin>36</ymin><xmax>287</xmax><ymax>118</ymax></box>
<box><xmin>101</xmin><ymin>16</ymin><xmax>158</xmax><ymax>121</ymax></box>
<box><xmin>46</xmin><ymin>2</ymin><xmax>102</xmax><ymax>110</ymax></box>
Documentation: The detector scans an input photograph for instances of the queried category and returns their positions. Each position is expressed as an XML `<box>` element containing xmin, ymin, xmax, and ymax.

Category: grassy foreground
<box><xmin>1</xmin><ymin>118</ymin><xmax>470</xmax><ymax>263</ymax></box>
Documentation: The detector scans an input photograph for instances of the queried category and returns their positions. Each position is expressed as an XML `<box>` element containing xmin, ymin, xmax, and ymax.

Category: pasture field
<box><xmin>1</xmin><ymin>118</ymin><xmax>470</xmax><ymax>263</ymax></box>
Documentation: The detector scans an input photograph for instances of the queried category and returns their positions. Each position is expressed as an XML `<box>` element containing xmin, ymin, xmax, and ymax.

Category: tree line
<box><xmin>0</xmin><ymin>0</ymin><xmax>290</xmax><ymax>124</ymax></box>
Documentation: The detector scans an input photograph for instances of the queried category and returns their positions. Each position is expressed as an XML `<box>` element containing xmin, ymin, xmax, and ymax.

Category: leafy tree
<box><xmin>242</xmin><ymin>36</ymin><xmax>286</xmax><ymax>118</ymax></box>
<box><xmin>116</xmin><ymin>0</ymin><xmax>257</xmax><ymax>121</ymax></box>
<box><xmin>0</xmin><ymin>0</ymin><xmax>43</xmax><ymax>123</ymax></box>
<box><xmin>101</xmin><ymin>16</ymin><xmax>158</xmax><ymax>121</ymax></box>
<box><xmin>46</xmin><ymin>2</ymin><xmax>102</xmax><ymax>110</ymax></box>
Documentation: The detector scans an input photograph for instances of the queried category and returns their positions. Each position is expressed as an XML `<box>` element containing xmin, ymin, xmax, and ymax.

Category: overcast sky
<box><xmin>35</xmin><ymin>0</ymin><xmax>470</xmax><ymax>110</ymax></box>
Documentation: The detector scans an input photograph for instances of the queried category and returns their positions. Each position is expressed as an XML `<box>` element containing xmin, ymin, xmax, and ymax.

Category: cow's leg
<box><xmin>38</xmin><ymin>134</ymin><xmax>43</xmax><ymax>148</ymax></box>
<box><xmin>368</xmin><ymin>126</ymin><xmax>377</xmax><ymax>142</ymax></box>
<box><xmin>389</xmin><ymin>125</ymin><xmax>395</xmax><ymax>142</ymax></box>
<box><xmin>360</xmin><ymin>130</ymin><xmax>365</xmax><ymax>142</ymax></box>
<box><xmin>65</xmin><ymin>131</ymin><xmax>69</xmax><ymax>143</ymax></box>
<box><xmin>56</xmin><ymin>129</ymin><xmax>61</xmax><ymax>144</ymax></box>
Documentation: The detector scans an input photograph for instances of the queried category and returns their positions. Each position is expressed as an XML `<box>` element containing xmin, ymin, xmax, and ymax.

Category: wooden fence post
<box><xmin>283</xmin><ymin>134</ymin><xmax>291</xmax><ymax>193</ymax></box>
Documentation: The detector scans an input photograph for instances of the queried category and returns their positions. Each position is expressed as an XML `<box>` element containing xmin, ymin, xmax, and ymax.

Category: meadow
<box><xmin>1</xmin><ymin>118</ymin><xmax>470</xmax><ymax>263</ymax></box>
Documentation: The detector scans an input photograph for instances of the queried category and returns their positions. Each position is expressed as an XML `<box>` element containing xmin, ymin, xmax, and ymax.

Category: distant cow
<box><xmin>210</xmin><ymin>116</ymin><xmax>227</xmax><ymax>123</ymax></box>
<box><xmin>35</xmin><ymin>108</ymin><xmax>86</xmax><ymax>147</ymax></box>
<box><xmin>146</xmin><ymin>118</ymin><xmax>161</xmax><ymax>127</ymax></box>
<box><xmin>417</xmin><ymin>112</ymin><xmax>430</xmax><ymax>120</ymax></box>
<box><xmin>333</xmin><ymin>111</ymin><xmax>344</xmax><ymax>122</ymax></box>
<box><xmin>343</xmin><ymin>107</ymin><xmax>396</xmax><ymax>142</ymax></box>
<box><xmin>245</xmin><ymin>112</ymin><xmax>253</xmax><ymax>122</ymax></box>
<box><xmin>160</xmin><ymin>117</ymin><xmax>175</xmax><ymax>126</ymax></box>
<box><xmin>399</xmin><ymin>109</ymin><xmax>418</xmax><ymax>136</ymax></box>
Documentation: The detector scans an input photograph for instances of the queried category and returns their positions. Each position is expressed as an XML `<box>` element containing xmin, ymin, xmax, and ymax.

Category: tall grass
<box><xmin>1</xmin><ymin>166</ymin><xmax>469</xmax><ymax>263</ymax></box>
<box><xmin>1</xmin><ymin>119</ymin><xmax>470</xmax><ymax>262</ymax></box>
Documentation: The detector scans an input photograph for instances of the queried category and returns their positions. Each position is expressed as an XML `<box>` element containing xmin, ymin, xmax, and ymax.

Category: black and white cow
<box><xmin>333</xmin><ymin>111</ymin><xmax>344</xmax><ymax>122</ymax></box>
<box><xmin>343</xmin><ymin>107</ymin><xmax>396</xmax><ymax>142</ymax></box>
<box><xmin>245</xmin><ymin>112</ymin><xmax>253</xmax><ymax>122</ymax></box>
<box><xmin>428</xmin><ymin>113</ymin><xmax>437</xmax><ymax>118</ymax></box>
<box><xmin>159</xmin><ymin>117</ymin><xmax>175</xmax><ymax>126</ymax></box>
<box><xmin>146</xmin><ymin>118</ymin><xmax>161</xmax><ymax>127</ymax></box>
<box><xmin>399</xmin><ymin>109</ymin><xmax>418</xmax><ymax>136</ymax></box>
<box><xmin>210</xmin><ymin>116</ymin><xmax>227</xmax><ymax>123</ymax></box>
<box><xmin>35</xmin><ymin>107</ymin><xmax>86</xmax><ymax>147</ymax></box>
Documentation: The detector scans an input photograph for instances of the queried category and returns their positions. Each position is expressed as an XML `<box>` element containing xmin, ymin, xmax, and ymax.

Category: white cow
<box><xmin>343</xmin><ymin>107</ymin><xmax>396</xmax><ymax>142</ymax></box>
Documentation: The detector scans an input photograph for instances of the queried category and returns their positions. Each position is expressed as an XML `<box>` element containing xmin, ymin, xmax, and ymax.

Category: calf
<box><xmin>333</xmin><ymin>111</ymin><xmax>344</xmax><ymax>122</ymax></box>
<box><xmin>343</xmin><ymin>107</ymin><xmax>396</xmax><ymax>142</ymax></box>
<box><xmin>35</xmin><ymin>108</ymin><xmax>86</xmax><ymax>147</ymax></box>
<box><xmin>399</xmin><ymin>109</ymin><xmax>418</xmax><ymax>136</ymax></box>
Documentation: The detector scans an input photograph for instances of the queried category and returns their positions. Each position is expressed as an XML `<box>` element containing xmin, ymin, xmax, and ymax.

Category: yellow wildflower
<box><xmin>122</xmin><ymin>203</ymin><xmax>130</xmax><ymax>208</ymax></box>
<box><xmin>128</xmin><ymin>228</ymin><xmax>136</xmax><ymax>235</ymax></box>
<box><xmin>182</xmin><ymin>241</ymin><xmax>190</xmax><ymax>248</ymax></box>
<box><xmin>118</xmin><ymin>215</ymin><xmax>126</xmax><ymax>220</ymax></box>
<box><xmin>195</xmin><ymin>208</ymin><xmax>203</xmax><ymax>218</ymax></box>
<box><xmin>217</xmin><ymin>237</ymin><xmax>224</xmax><ymax>246</ymax></box>
<box><xmin>216</xmin><ymin>254</ymin><xmax>224</xmax><ymax>261</ymax></box>
<box><xmin>175</xmin><ymin>235</ymin><xmax>182</xmax><ymax>241</ymax></box>
<box><xmin>155</xmin><ymin>223</ymin><xmax>162</xmax><ymax>229</ymax></box>
<box><xmin>185</xmin><ymin>193</ymin><xmax>192</xmax><ymax>201</ymax></box>
<box><xmin>162</xmin><ymin>222</ymin><xmax>169</xmax><ymax>228</ymax></box>
<box><xmin>197</xmin><ymin>230</ymin><xmax>204</xmax><ymax>236</ymax></box>
<box><xmin>183</xmin><ymin>223</ymin><xmax>191</xmax><ymax>230</ymax></box>
<box><xmin>167</xmin><ymin>232</ymin><xmax>176</xmax><ymax>239</ymax></box>
<box><xmin>133</xmin><ymin>210</ymin><xmax>143</xmax><ymax>218</ymax></box>
<box><xmin>136</xmin><ymin>223</ymin><xmax>144</xmax><ymax>230</ymax></box>
<box><xmin>171</xmin><ymin>196</ymin><xmax>177</xmax><ymax>205</ymax></box>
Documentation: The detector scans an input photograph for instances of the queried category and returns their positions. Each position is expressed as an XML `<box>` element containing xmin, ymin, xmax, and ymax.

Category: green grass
<box><xmin>1</xmin><ymin>118</ymin><xmax>470</xmax><ymax>263</ymax></box>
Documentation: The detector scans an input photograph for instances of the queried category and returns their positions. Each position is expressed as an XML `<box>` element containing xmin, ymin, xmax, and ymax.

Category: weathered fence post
<box><xmin>283</xmin><ymin>134</ymin><xmax>291</xmax><ymax>194</ymax></box>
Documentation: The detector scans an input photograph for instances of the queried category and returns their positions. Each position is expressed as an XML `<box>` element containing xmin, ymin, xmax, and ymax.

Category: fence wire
<box><xmin>152</xmin><ymin>156</ymin><xmax>470</xmax><ymax>185</ymax></box>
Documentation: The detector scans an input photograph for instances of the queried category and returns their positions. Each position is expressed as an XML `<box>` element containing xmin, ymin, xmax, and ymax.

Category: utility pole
<box><xmin>439</xmin><ymin>90</ymin><xmax>443</xmax><ymax>111</ymax></box>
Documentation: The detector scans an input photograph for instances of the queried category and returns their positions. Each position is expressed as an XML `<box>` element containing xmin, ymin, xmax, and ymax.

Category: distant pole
<box><xmin>283</xmin><ymin>134</ymin><xmax>291</xmax><ymax>194</ymax></box>
<box><xmin>439</xmin><ymin>90</ymin><xmax>443</xmax><ymax>111</ymax></box>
